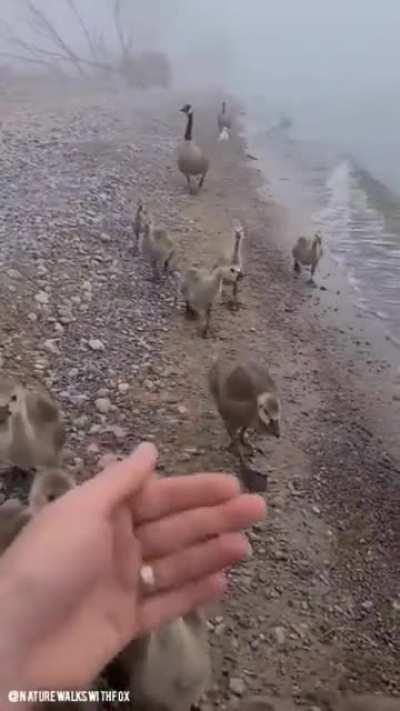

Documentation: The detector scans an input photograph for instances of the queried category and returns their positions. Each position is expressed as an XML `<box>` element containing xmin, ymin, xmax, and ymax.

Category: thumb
<box><xmin>89</xmin><ymin>442</ymin><xmax>158</xmax><ymax>511</ymax></box>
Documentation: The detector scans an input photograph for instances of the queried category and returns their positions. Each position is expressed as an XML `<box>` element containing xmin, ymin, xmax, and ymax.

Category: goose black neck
<box><xmin>184</xmin><ymin>112</ymin><xmax>193</xmax><ymax>141</ymax></box>
<box><xmin>222</xmin><ymin>102</ymin><xmax>226</xmax><ymax>113</ymax></box>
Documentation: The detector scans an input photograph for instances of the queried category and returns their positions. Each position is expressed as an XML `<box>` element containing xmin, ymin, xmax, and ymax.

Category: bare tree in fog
<box><xmin>0</xmin><ymin>0</ymin><xmax>172</xmax><ymax>87</ymax></box>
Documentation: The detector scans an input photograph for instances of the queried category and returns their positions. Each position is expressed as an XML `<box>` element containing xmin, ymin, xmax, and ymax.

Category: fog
<box><xmin>1</xmin><ymin>0</ymin><xmax>400</xmax><ymax>188</ymax></box>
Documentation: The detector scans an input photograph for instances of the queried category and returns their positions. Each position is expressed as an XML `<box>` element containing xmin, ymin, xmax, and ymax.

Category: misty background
<box><xmin>1</xmin><ymin>0</ymin><xmax>400</xmax><ymax>190</ymax></box>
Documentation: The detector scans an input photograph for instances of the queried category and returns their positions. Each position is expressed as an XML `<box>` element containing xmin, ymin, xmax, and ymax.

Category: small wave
<box><xmin>314</xmin><ymin>158</ymin><xmax>400</xmax><ymax>344</ymax></box>
<box><xmin>242</xmin><ymin>108</ymin><xmax>400</xmax><ymax>350</ymax></box>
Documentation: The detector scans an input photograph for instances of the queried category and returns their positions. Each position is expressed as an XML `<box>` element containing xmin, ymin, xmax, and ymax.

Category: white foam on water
<box><xmin>314</xmin><ymin>159</ymin><xmax>400</xmax><ymax>344</ymax></box>
<box><xmin>242</xmin><ymin>103</ymin><xmax>400</xmax><ymax>349</ymax></box>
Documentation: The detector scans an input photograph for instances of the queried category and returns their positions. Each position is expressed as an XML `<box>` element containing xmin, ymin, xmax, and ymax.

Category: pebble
<box><xmin>43</xmin><ymin>339</ymin><xmax>59</xmax><ymax>355</ymax></box>
<box><xmin>95</xmin><ymin>397</ymin><xmax>111</xmax><ymax>414</ymax></box>
<box><xmin>118</xmin><ymin>382</ymin><xmax>130</xmax><ymax>394</ymax></box>
<box><xmin>105</xmin><ymin>425</ymin><xmax>127</xmax><ymax>440</ymax></box>
<box><xmin>89</xmin><ymin>424</ymin><xmax>102</xmax><ymax>435</ymax></box>
<box><xmin>35</xmin><ymin>358</ymin><xmax>48</xmax><ymax>371</ymax></box>
<box><xmin>75</xmin><ymin>415</ymin><xmax>89</xmax><ymax>427</ymax></box>
<box><xmin>35</xmin><ymin>290</ymin><xmax>49</xmax><ymax>304</ymax></box>
<box><xmin>274</xmin><ymin>626</ymin><xmax>286</xmax><ymax>645</ymax></box>
<box><xmin>87</xmin><ymin>443</ymin><xmax>100</xmax><ymax>454</ymax></box>
<box><xmin>229</xmin><ymin>678</ymin><xmax>245</xmax><ymax>696</ymax></box>
<box><xmin>361</xmin><ymin>600</ymin><xmax>374</xmax><ymax>611</ymax></box>
<box><xmin>7</xmin><ymin>269</ymin><xmax>21</xmax><ymax>279</ymax></box>
<box><xmin>59</xmin><ymin>314</ymin><xmax>73</xmax><ymax>325</ymax></box>
<box><xmin>89</xmin><ymin>339</ymin><xmax>105</xmax><ymax>352</ymax></box>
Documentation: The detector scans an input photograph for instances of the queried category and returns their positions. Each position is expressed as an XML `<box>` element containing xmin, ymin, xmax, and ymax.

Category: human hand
<box><xmin>0</xmin><ymin>442</ymin><xmax>266</xmax><ymax>695</ymax></box>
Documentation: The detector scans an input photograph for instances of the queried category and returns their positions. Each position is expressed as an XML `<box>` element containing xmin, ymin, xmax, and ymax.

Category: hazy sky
<box><xmin>3</xmin><ymin>1</ymin><xmax>400</xmax><ymax>93</ymax></box>
<box><xmin>1</xmin><ymin>1</ymin><xmax>400</xmax><ymax>185</ymax></box>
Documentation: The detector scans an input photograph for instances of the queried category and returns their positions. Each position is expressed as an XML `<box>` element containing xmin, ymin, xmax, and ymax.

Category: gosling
<box><xmin>180</xmin><ymin>264</ymin><xmax>242</xmax><ymax>337</ymax></box>
<box><xmin>292</xmin><ymin>231</ymin><xmax>323</xmax><ymax>283</ymax></box>
<box><xmin>214</xmin><ymin>220</ymin><xmax>245</xmax><ymax>308</ymax></box>
<box><xmin>28</xmin><ymin>469</ymin><xmax>76</xmax><ymax>515</ymax></box>
<box><xmin>208</xmin><ymin>354</ymin><xmax>281</xmax><ymax>461</ymax></box>
<box><xmin>122</xmin><ymin>609</ymin><xmax>211</xmax><ymax>711</ymax></box>
<box><xmin>0</xmin><ymin>376</ymin><xmax>65</xmax><ymax>473</ymax></box>
<box><xmin>177</xmin><ymin>104</ymin><xmax>209</xmax><ymax>194</ymax></box>
<box><xmin>0</xmin><ymin>498</ymin><xmax>31</xmax><ymax>555</ymax></box>
<box><xmin>140</xmin><ymin>209</ymin><xmax>176</xmax><ymax>282</ymax></box>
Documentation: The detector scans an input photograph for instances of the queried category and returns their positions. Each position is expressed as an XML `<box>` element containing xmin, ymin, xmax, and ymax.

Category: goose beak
<box><xmin>237</xmin><ymin>271</ymin><xmax>245</xmax><ymax>280</ymax></box>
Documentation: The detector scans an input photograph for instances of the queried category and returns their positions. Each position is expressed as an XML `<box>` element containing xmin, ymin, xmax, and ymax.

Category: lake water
<box><xmin>243</xmin><ymin>105</ymin><xmax>400</xmax><ymax>350</ymax></box>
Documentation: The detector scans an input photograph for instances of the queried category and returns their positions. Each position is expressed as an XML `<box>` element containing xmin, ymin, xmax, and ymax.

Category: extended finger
<box><xmin>137</xmin><ymin>493</ymin><xmax>266</xmax><ymax>559</ymax></box>
<box><xmin>138</xmin><ymin>572</ymin><xmax>227</xmax><ymax>634</ymax></box>
<box><xmin>85</xmin><ymin>442</ymin><xmax>158</xmax><ymax>511</ymax></box>
<box><xmin>132</xmin><ymin>473</ymin><xmax>241</xmax><ymax>525</ymax></box>
<box><xmin>145</xmin><ymin>532</ymin><xmax>249</xmax><ymax>593</ymax></box>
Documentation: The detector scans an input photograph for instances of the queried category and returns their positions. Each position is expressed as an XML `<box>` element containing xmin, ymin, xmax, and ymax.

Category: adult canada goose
<box><xmin>180</xmin><ymin>264</ymin><xmax>242</xmax><ymax>337</ymax></box>
<box><xmin>177</xmin><ymin>104</ymin><xmax>209</xmax><ymax>194</ymax></box>
<box><xmin>208</xmin><ymin>354</ymin><xmax>281</xmax><ymax>488</ymax></box>
<box><xmin>217</xmin><ymin>100</ymin><xmax>232</xmax><ymax>139</ymax></box>
<box><xmin>292</xmin><ymin>231</ymin><xmax>323</xmax><ymax>283</ymax></box>
<box><xmin>0</xmin><ymin>376</ymin><xmax>65</xmax><ymax>473</ymax></box>
<box><xmin>121</xmin><ymin>609</ymin><xmax>211</xmax><ymax>711</ymax></box>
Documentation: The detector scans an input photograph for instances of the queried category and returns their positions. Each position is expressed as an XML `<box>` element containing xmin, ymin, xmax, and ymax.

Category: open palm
<box><xmin>0</xmin><ymin>443</ymin><xmax>266</xmax><ymax>692</ymax></box>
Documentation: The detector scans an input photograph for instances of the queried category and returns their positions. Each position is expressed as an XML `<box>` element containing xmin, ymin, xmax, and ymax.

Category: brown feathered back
<box><xmin>208</xmin><ymin>355</ymin><xmax>278</xmax><ymax>433</ymax></box>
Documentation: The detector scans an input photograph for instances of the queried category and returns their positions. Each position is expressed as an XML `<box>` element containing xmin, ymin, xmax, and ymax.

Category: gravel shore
<box><xmin>0</xmin><ymin>85</ymin><xmax>399</xmax><ymax>707</ymax></box>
